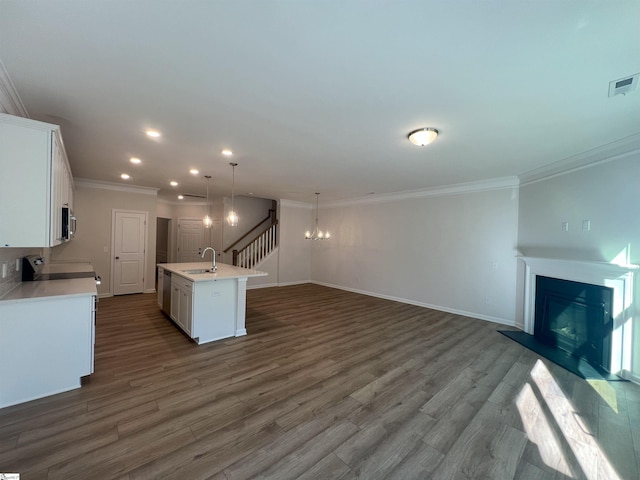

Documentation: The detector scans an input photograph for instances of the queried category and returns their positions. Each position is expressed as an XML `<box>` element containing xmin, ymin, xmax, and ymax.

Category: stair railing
<box><xmin>234</xmin><ymin>222</ymin><xmax>278</xmax><ymax>269</ymax></box>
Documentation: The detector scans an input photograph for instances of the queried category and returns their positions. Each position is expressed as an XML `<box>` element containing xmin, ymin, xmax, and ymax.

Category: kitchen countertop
<box><xmin>0</xmin><ymin>277</ymin><xmax>97</xmax><ymax>304</ymax></box>
<box><xmin>160</xmin><ymin>262</ymin><xmax>267</xmax><ymax>282</ymax></box>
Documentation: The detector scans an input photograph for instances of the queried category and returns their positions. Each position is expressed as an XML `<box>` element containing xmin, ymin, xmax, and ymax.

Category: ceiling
<box><xmin>1</xmin><ymin>1</ymin><xmax>639</xmax><ymax>203</ymax></box>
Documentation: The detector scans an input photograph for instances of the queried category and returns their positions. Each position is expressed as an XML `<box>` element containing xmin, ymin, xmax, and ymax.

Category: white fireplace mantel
<box><xmin>518</xmin><ymin>256</ymin><xmax>638</xmax><ymax>376</ymax></box>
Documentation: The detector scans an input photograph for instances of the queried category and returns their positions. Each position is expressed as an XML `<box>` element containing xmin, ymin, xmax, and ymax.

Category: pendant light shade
<box><xmin>408</xmin><ymin>128</ymin><xmax>438</xmax><ymax>146</ymax></box>
<box><xmin>203</xmin><ymin>175</ymin><xmax>213</xmax><ymax>228</ymax></box>
<box><xmin>305</xmin><ymin>193</ymin><xmax>330</xmax><ymax>240</ymax></box>
<box><xmin>227</xmin><ymin>162</ymin><xmax>238</xmax><ymax>226</ymax></box>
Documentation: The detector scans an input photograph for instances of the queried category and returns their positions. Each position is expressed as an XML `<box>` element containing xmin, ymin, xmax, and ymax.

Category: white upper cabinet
<box><xmin>0</xmin><ymin>113</ymin><xmax>74</xmax><ymax>247</ymax></box>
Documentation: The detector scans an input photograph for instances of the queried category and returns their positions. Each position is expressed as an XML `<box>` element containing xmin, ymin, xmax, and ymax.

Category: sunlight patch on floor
<box><xmin>523</xmin><ymin>360</ymin><xmax>621</xmax><ymax>480</ymax></box>
<box><xmin>587</xmin><ymin>379</ymin><xmax>618</xmax><ymax>413</ymax></box>
<box><xmin>516</xmin><ymin>382</ymin><xmax>573</xmax><ymax>477</ymax></box>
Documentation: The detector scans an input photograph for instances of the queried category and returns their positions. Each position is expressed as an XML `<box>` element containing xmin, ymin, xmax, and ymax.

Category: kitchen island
<box><xmin>157</xmin><ymin>262</ymin><xmax>267</xmax><ymax>344</ymax></box>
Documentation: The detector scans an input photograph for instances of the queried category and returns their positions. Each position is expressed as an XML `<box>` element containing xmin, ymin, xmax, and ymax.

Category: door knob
<box><xmin>115</xmin><ymin>256</ymin><xmax>120</xmax><ymax>259</ymax></box>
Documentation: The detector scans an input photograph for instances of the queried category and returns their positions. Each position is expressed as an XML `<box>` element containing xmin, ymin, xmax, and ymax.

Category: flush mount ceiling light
<box><xmin>305</xmin><ymin>193</ymin><xmax>330</xmax><ymax>240</ymax></box>
<box><xmin>227</xmin><ymin>162</ymin><xmax>239</xmax><ymax>226</ymax></box>
<box><xmin>203</xmin><ymin>175</ymin><xmax>213</xmax><ymax>228</ymax></box>
<box><xmin>408</xmin><ymin>128</ymin><xmax>439</xmax><ymax>146</ymax></box>
<box><xmin>145</xmin><ymin>129</ymin><xmax>161</xmax><ymax>138</ymax></box>
<box><xmin>190</xmin><ymin>168</ymin><xmax>199</xmax><ymax>175</ymax></box>
<box><xmin>120</xmin><ymin>173</ymin><xmax>130</xmax><ymax>180</ymax></box>
<box><xmin>130</xmin><ymin>157</ymin><xmax>141</xmax><ymax>164</ymax></box>
<box><xmin>170</xmin><ymin>181</ymin><xmax>178</xmax><ymax>187</ymax></box>
<box><xmin>222</xmin><ymin>149</ymin><xmax>233</xmax><ymax>157</ymax></box>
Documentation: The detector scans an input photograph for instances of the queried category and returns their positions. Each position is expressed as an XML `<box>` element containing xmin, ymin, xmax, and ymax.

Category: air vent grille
<box><xmin>608</xmin><ymin>73</ymin><xmax>639</xmax><ymax>97</ymax></box>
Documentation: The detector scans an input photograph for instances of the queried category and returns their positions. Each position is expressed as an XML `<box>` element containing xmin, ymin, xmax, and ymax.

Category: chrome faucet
<box><xmin>201</xmin><ymin>247</ymin><xmax>217</xmax><ymax>272</ymax></box>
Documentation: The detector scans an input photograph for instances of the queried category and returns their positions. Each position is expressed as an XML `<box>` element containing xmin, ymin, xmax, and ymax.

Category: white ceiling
<box><xmin>1</xmin><ymin>1</ymin><xmax>639</xmax><ymax>203</ymax></box>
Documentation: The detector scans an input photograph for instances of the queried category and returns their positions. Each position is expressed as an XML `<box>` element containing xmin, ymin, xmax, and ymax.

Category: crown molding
<box><xmin>74</xmin><ymin>178</ymin><xmax>159</xmax><ymax>195</ymax></box>
<box><xmin>279</xmin><ymin>199</ymin><xmax>312</xmax><ymax>209</ymax></box>
<box><xmin>0</xmin><ymin>59</ymin><xmax>28</xmax><ymax>117</ymax></box>
<box><xmin>324</xmin><ymin>176</ymin><xmax>519</xmax><ymax>208</ymax></box>
<box><xmin>518</xmin><ymin>132</ymin><xmax>640</xmax><ymax>186</ymax></box>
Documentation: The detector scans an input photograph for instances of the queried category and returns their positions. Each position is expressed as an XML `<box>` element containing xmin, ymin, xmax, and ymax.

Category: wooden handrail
<box><xmin>223</xmin><ymin>208</ymin><xmax>277</xmax><ymax>253</ymax></box>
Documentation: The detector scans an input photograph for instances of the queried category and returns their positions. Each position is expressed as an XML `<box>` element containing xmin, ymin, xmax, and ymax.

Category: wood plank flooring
<box><xmin>1</xmin><ymin>283</ymin><xmax>639</xmax><ymax>479</ymax></box>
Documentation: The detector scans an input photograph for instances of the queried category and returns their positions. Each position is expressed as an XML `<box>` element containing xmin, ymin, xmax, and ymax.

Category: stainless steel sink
<box><xmin>181</xmin><ymin>269</ymin><xmax>213</xmax><ymax>274</ymax></box>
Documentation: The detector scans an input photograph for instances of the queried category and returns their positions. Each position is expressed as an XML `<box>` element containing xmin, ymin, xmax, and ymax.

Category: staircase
<box><xmin>224</xmin><ymin>203</ymin><xmax>278</xmax><ymax>270</ymax></box>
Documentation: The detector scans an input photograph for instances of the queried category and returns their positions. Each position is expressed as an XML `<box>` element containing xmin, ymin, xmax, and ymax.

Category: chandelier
<box><xmin>305</xmin><ymin>193</ymin><xmax>330</xmax><ymax>240</ymax></box>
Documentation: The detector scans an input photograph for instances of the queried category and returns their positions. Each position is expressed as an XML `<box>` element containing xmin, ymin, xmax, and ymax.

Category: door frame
<box><xmin>110</xmin><ymin>209</ymin><xmax>148</xmax><ymax>296</ymax></box>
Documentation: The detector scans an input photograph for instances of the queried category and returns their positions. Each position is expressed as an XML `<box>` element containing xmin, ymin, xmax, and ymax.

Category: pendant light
<box><xmin>227</xmin><ymin>162</ymin><xmax>239</xmax><ymax>226</ymax></box>
<box><xmin>203</xmin><ymin>175</ymin><xmax>213</xmax><ymax>228</ymax></box>
<box><xmin>305</xmin><ymin>193</ymin><xmax>330</xmax><ymax>240</ymax></box>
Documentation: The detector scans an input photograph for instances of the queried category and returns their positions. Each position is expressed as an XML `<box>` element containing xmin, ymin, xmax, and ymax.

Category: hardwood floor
<box><xmin>1</xmin><ymin>284</ymin><xmax>639</xmax><ymax>479</ymax></box>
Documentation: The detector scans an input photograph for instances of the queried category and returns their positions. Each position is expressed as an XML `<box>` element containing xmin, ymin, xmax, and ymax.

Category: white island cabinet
<box><xmin>159</xmin><ymin>262</ymin><xmax>267</xmax><ymax>344</ymax></box>
<box><xmin>0</xmin><ymin>278</ymin><xmax>97</xmax><ymax>409</ymax></box>
<box><xmin>0</xmin><ymin>112</ymin><xmax>73</xmax><ymax>247</ymax></box>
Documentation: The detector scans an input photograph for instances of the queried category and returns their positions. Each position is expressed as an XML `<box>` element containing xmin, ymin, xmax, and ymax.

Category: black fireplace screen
<box><xmin>535</xmin><ymin>276</ymin><xmax>613</xmax><ymax>371</ymax></box>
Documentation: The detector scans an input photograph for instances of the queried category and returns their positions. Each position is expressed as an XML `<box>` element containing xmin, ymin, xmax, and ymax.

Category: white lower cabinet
<box><xmin>170</xmin><ymin>275</ymin><xmax>192</xmax><ymax>336</ymax></box>
<box><xmin>0</xmin><ymin>294</ymin><xmax>95</xmax><ymax>408</ymax></box>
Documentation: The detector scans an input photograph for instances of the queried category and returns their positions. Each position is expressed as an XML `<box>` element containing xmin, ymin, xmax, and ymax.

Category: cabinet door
<box><xmin>50</xmin><ymin>133</ymin><xmax>64</xmax><ymax>246</ymax></box>
<box><xmin>170</xmin><ymin>284</ymin><xmax>181</xmax><ymax>321</ymax></box>
<box><xmin>0</xmin><ymin>116</ymin><xmax>51</xmax><ymax>247</ymax></box>
<box><xmin>179</xmin><ymin>288</ymin><xmax>192</xmax><ymax>335</ymax></box>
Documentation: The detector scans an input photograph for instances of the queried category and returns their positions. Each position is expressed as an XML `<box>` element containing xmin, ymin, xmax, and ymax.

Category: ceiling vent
<box><xmin>608</xmin><ymin>73</ymin><xmax>639</xmax><ymax>97</ymax></box>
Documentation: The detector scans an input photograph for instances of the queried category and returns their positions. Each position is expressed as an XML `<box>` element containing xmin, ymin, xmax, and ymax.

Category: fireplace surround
<box><xmin>520</xmin><ymin>256</ymin><xmax>637</xmax><ymax>376</ymax></box>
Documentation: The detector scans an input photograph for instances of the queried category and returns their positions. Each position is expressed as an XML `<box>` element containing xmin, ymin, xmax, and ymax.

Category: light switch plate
<box><xmin>16</xmin><ymin>258</ymin><xmax>20</xmax><ymax>271</ymax></box>
<box><xmin>2</xmin><ymin>263</ymin><xmax>7</xmax><ymax>278</ymax></box>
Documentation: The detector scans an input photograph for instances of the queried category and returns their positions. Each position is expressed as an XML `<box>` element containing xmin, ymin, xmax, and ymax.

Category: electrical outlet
<box><xmin>582</xmin><ymin>220</ymin><xmax>591</xmax><ymax>231</ymax></box>
<box><xmin>484</xmin><ymin>295</ymin><xmax>492</xmax><ymax>305</ymax></box>
<box><xmin>562</xmin><ymin>222</ymin><xmax>569</xmax><ymax>232</ymax></box>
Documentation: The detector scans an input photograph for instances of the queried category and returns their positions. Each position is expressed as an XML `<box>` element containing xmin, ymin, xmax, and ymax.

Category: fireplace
<box><xmin>534</xmin><ymin>275</ymin><xmax>613</xmax><ymax>372</ymax></box>
<box><xmin>519</xmin><ymin>256</ymin><xmax>636</xmax><ymax>377</ymax></box>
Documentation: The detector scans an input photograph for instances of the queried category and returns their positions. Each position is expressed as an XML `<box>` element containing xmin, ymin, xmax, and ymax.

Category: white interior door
<box><xmin>112</xmin><ymin>210</ymin><xmax>147</xmax><ymax>295</ymax></box>
<box><xmin>177</xmin><ymin>218</ymin><xmax>205</xmax><ymax>262</ymax></box>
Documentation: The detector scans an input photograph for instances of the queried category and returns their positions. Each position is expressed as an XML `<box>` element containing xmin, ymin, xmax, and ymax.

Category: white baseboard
<box><xmin>247</xmin><ymin>282</ymin><xmax>280</xmax><ymax>290</ymax></box>
<box><xmin>311</xmin><ymin>280</ymin><xmax>516</xmax><ymax>327</ymax></box>
<box><xmin>277</xmin><ymin>280</ymin><xmax>312</xmax><ymax>287</ymax></box>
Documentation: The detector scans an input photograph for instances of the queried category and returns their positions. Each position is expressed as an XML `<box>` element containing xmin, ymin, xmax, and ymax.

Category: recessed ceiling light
<box><xmin>130</xmin><ymin>157</ymin><xmax>141</xmax><ymax>164</ymax></box>
<box><xmin>121</xmin><ymin>173</ymin><xmax>130</xmax><ymax>180</ymax></box>
<box><xmin>222</xmin><ymin>149</ymin><xmax>233</xmax><ymax>156</ymax></box>
<box><xmin>170</xmin><ymin>181</ymin><xmax>178</xmax><ymax>187</ymax></box>
<box><xmin>190</xmin><ymin>169</ymin><xmax>199</xmax><ymax>175</ymax></box>
<box><xmin>178</xmin><ymin>195</ymin><xmax>184</xmax><ymax>200</ymax></box>
<box><xmin>145</xmin><ymin>129</ymin><xmax>161</xmax><ymax>138</ymax></box>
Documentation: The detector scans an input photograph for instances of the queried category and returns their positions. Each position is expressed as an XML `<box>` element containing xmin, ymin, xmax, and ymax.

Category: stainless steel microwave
<box><xmin>62</xmin><ymin>206</ymin><xmax>76</xmax><ymax>240</ymax></box>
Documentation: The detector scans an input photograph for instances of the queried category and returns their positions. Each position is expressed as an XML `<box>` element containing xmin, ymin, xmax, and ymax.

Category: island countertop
<box><xmin>159</xmin><ymin>262</ymin><xmax>267</xmax><ymax>282</ymax></box>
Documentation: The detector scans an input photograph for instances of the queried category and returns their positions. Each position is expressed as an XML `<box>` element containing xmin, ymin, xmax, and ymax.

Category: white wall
<box><xmin>311</xmin><ymin>186</ymin><xmax>520</xmax><ymax>324</ymax></box>
<box><xmin>50</xmin><ymin>183</ymin><xmax>158</xmax><ymax>297</ymax></box>
<box><xmin>517</xmin><ymin>151</ymin><xmax>640</xmax><ymax>378</ymax></box>
<box><xmin>277</xmin><ymin>200</ymin><xmax>312</xmax><ymax>286</ymax></box>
